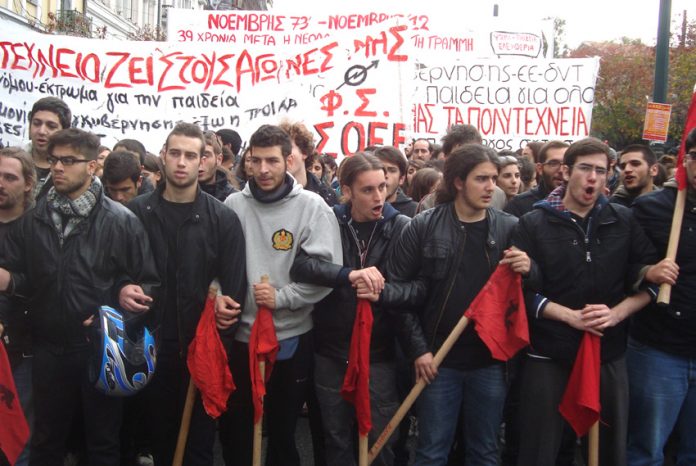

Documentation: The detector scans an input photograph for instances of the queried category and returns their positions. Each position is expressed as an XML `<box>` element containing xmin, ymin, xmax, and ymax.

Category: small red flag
<box><xmin>249</xmin><ymin>305</ymin><xmax>278</xmax><ymax>424</ymax></box>
<box><xmin>340</xmin><ymin>298</ymin><xmax>374</xmax><ymax>436</ymax></box>
<box><xmin>676</xmin><ymin>90</ymin><xmax>696</xmax><ymax>191</ymax></box>
<box><xmin>0</xmin><ymin>341</ymin><xmax>30</xmax><ymax>465</ymax></box>
<box><xmin>187</xmin><ymin>292</ymin><xmax>236</xmax><ymax>419</ymax></box>
<box><xmin>559</xmin><ymin>332</ymin><xmax>601</xmax><ymax>437</ymax></box>
<box><xmin>464</xmin><ymin>263</ymin><xmax>529</xmax><ymax>361</ymax></box>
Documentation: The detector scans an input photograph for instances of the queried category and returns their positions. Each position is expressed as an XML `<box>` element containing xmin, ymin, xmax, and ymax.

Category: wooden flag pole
<box><xmin>368</xmin><ymin>316</ymin><xmax>470</xmax><ymax>464</ymax></box>
<box><xmin>253</xmin><ymin>275</ymin><xmax>271</xmax><ymax>466</ymax></box>
<box><xmin>657</xmin><ymin>188</ymin><xmax>686</xmax><ymax>305</ymax></box>
<box><xmin>359</xmin><ymin>434</ymin><xmax>369</xmax><ymax>466</ymax></box>
<box><xmin>172</xmin><ymin>379</ymin><xmax>196</xmax><ymax>466</ymax></box>
<box><xmin>587</xmin><ymin>421</ymin><xmax>599</xmax><ymax>466</ymax></box>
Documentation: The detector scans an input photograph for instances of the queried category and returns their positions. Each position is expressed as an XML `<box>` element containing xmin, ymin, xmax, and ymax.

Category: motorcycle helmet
<box><xmin>89</xmin><ymin>305</ymin><xmax>157</xmax><ymax>397</ymax></box>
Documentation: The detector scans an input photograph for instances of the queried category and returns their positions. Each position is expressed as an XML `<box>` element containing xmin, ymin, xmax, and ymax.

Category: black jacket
<box><xmin>201</xmin><ymin>168</ymin><xmax>237</xmax><ymax>203</ymax></box>
<box><xmin>128</xmin><ymin>185</ymin><xmax>247</xmax><ymax>353</ymax></box>
<box><xmin>504</xmin><ymin>179</ymin><xmax>552</xmax><ymax>218</ymax></box>
<box><xmin>0</xmin><ymin>190</ymin><xmax>160</xmax><ymax>350</ymax></box>
<box><xmin>391</xmin><ymin>188</ymin><xmax>418</xmax><ymax>218</ymax></box>
<box><xmin>513</xmin><ymin>195</ymin><xmax>658</xmax><ymax>364</ymax></box>
<box><xmin>388</xmin><ymin>204</ymin><xmax>519</xmax><ymax>360</ymax></box>
<box><xmin>631</xmin><ymin>185</ymin><xmax>696</xmax><ymax>358</ymax></box>
<box><xmin>290</xmin><ymin>203</ymin><xmax>411</xmax><ymax>362</ymax></box>
<box><xmin>305</xmin><ymin>171</ymin><xmax>338</xmax><ymax>206</ymax></box>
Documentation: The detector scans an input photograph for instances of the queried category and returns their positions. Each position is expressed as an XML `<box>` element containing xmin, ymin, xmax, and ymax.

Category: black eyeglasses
<box><xmin>47</xmin><ymin>155</ymin><xmax>92</xmax><ymax>166</ymax></box>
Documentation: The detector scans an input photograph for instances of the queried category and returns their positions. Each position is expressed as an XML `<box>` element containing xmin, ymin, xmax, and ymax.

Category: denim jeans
<box><xmin>414</xmin><ymin>364</ymin><xmax>506</xmax><ymax>466</ymax></box>
<box><xmin>627</xmin><ymin>339</ymin><xmax>696</xmax><ymax>466</ymax></box>
<box><xmin>313</xmin><ymin>353</ymin><xmax>399</xmax><ymax>466</ymax></box>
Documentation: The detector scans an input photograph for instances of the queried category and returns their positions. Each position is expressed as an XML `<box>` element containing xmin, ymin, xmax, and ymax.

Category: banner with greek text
<box><xmin>0</xmin><ymin>17</ymin><xmax>409</xmax><ymax>156</ymax></box>
<box><xmin>411</xmin><ymin>58</ymin><xmax>600</xmax><ymax>151</ymax></box>
<box><xmin>0</xmin><ymin>16</ymin><xmax>596</xmax><ymax>158</ymax></box>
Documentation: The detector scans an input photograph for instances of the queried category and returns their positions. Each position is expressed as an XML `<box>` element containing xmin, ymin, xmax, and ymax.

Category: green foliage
<box><xmin>570</xmin><ymin>21</ymin><xmax>696</xmax><ymax>149</ymax></box>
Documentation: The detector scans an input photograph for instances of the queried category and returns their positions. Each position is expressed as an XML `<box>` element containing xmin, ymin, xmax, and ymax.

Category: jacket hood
<box><xmin>392</xmin><ymin>188</ymin><xmax>414</xmax><ymax>206</ymax></box>
<box><xmin>333</xmin><ymin>201</ymin><xmax>400</xmax><ymax>225</ymax></box>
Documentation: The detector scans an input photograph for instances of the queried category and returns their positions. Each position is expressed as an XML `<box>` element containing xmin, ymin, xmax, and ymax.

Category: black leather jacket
<box><xmin>0</xmin><ymin>191</ymin><xmax>160</xmax><ymax>350</ymax></box>
<box><xmin>388</xmin><ymin>203</ymin><xmax>519</xmax><ymax>360</ymax></box>
<box><xmin>128</xmin><ymin>185</ymin><xmax>247</xmax><ymax>353</ymax></box>
<box><xmin>290</xmin><ymin>202</ymin><xmax>411</xmax><ymax>362</ymax></box>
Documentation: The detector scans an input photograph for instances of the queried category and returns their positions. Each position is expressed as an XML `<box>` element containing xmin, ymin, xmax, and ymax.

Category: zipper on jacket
<box><xmin>429</xmin><ymin>225</ymin><xmax>466</xmax><ymax>349</ymax></box>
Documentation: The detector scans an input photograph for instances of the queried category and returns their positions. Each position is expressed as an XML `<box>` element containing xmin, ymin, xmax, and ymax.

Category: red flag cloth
<box><xmin>463</xmin><ymin>263</ymin><xmax>529</xmax><ymax>361</ymax></box>
<box><xmin>0</xmin><ymin>340</ymin><xmax>30</xmax><ymax>465</ymax></box>
<box><xmin>187</xmin><ymin>294</ymin><xmax>236</xmax><ymax>419</ymax></box>
<box><xmin>249</xmin><ymin>305</ymin><xmax>278</xmax><ymax>424</ymax></box>
<box><xmin>676</xmin><ymin>90</ymin><xmax>696</xmax><ymax>190</ymax></box>
<box><xmin>340</xmin><ymin>298</ymin><xmax>374</xmax><ymax>436</ymax></box>
<box><xmin>559</xmin><ymin>332</ymin><xmax>601</xmax><ymax>437</ymax></box>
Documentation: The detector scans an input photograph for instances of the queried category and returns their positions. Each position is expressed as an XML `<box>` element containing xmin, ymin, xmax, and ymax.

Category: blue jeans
<box><xmin>627</xmin><ymin>339</ymin><xmax>696</xmax><ymax>466</ymax></box>
<box><xmin>414</xmin><ymin>364</ymin><xmax>506</xmax><ymax>466</ymax></box>
<box><xmin>12</xmin><ymin>356</ymin><xmax>33</xmax><ymax>466</ymax></box>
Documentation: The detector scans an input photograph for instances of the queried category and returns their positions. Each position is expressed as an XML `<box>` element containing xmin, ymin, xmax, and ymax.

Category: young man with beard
<box><xmin>25</xmin><ymin>97</ymin><xmax>72</xmax><ymax>199</ymax></box>
<box><xmin>281</xmin><ymin>120</ymin><xmax>337</xmax><ymax>206</ymax></box>
<box><xmin>609</xmin><ymin>144</ymin><xmax>658</xmax><ymax>207</ymax></box>
<box><xmin>221</xmin><ymin>124</ymin><xmax>342</xmax><ymax>466</ymax></box>
<box><xmin>290</xmin><ymin>153</ymin><xmax>412</xmax><ymax>466</ymax></box>
<box><xmin>0</xmin><ymin>148</ymin><xmax>35</xmax><ymax>466</ymax></box>
<box><xmin>373</xmin><ymin>146</ymin><xmax>418</xmax><ymax>218</ymax></box>
<box><xmin>512</xmin><ymin>137</ymin><xmax>675</xmax><ymax>466</ymax></box>
<box><xmin>505</xmin><ymin>140</ymin><xmax>569</xmax><ymax>218</ymax></box>
<box><xmin>128</xmin><ymin>122</ymin><xmax>247</xmax><ymax>466</ymax></box>
<box><xmin>388</xmin><ymin>144</ymin><xmax>530</xmax><ymax>466</ymax></box>
<box><xmin>0</xmin><ymin>128</ymin><xmax>159</xmax><ymax>465</ymax></box>
<box><xmin>198</xmin><ymin>131</ymin><xmax>236</xmax><ymax>202</ymax></box>
<box><xmin>626</xmin><ymin>128</ymin><xmax>696</xmax><ymax>465</ymax></box>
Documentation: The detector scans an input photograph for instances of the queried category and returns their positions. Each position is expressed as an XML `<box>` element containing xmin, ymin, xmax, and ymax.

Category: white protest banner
<box><xmin>409</xmin><ymin>58</ymin><xmax>600</xmax><ymax>151</ymax></box>
<box><xmin>0</xmin><ymin>16</ymin><xmax>409</xmax><ymax>157</ymax></box>
<box><xmin>166</xmin><ymin>7</ymin><xmax>553</xmax><ymax>59</ymax></box>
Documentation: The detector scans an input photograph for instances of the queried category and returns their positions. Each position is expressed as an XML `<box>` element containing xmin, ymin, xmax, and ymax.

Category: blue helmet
<box><xmin>89</xmin><ymin>306</ymin><xmax>157</xmax><ymax>397</ymax></box>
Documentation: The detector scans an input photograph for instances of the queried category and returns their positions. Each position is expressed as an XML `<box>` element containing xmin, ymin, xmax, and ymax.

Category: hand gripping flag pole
<box><xmin>368</xmin><ymin>263</ymin><xmax>528</xmax><ymax>463</ymax></box>
<box><xmin>250</xmin><ymin>275</ymin><xmax>279</xmax><ymax>466</ymax></box>
<box><xmin>658</xmin><ymin>88</ymin><xmax>696</xmax><ymax>305</ymax></box>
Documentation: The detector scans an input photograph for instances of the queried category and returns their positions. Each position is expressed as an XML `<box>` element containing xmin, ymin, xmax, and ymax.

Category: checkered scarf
<box><xmin>47</xmin><ymin>177</ymin><xmax>101</xmax><ymax>245</ymax></box>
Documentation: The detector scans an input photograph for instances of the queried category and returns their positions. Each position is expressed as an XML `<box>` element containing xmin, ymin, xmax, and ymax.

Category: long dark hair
<box><xmin>435</xmin><ymin>144</ymin><xmax>499</xmax><ymax>205</ymax></box>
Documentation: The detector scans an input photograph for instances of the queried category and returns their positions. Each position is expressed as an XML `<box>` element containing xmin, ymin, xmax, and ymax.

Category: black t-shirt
<box><xmin>349</xmin><ymin>219</ymin><xmax>379</xmax><ymax>265</ymax></box>
<box><xmin>437</xmin><ymin>218</ymin><xmax>499</xmax><ymax>371</ymax></box>
<box><xmin>36</xmin><ymin>166</ymin><xmax>50</xmax><ymax>186</ymax></box>
<box><xmin>159</xmin><ymin>199</ymin><xmax>194</xmax><ymax>351</ymax></box>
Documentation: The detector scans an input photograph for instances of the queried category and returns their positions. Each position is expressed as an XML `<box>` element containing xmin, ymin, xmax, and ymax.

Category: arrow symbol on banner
<box><xmin>338</xmin><ymin>60</ymin><xmax>380</xmax><ymax>90</ymax></box>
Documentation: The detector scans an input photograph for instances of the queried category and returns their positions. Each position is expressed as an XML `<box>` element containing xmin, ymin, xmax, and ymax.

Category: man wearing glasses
<box><xmin>505</xmin><ymin>140</ymin><xmax>569</xmax><ymax>218</ymax></box>
<box><xmin>627</xmin><ymin>128</ymin><xmax>696</xmax><ymax>465</ymax></box>
<box><xmin>512</xmin><ymin>137</ymin><xmax>675</xmax><ymax>465</ymax></box>
<box><xmin>0</xmin><ymin>128</ymin><xmax>159</xmax><ymax>465</ymax></box>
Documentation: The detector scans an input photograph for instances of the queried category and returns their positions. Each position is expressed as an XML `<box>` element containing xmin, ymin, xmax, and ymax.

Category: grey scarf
<box><xmin>47</xmin><ymin>177</ymin><xmax>102</xmax><ymax>245</ymax></box>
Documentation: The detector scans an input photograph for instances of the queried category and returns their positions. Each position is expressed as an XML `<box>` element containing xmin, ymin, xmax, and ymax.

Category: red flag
<box><xmin>0</xmin><ymin>341</ymin><xmax>29</xmax><ymax>465</ymax></box>
<box><xmin>340</xmin><ymin>298</ymin><xmax>373</xmax><ymax>436</ymax></box>
<box><xmin>187</xmin><ymin>292</ymin><xmax>236</xmax><ymax>419</ymax></box>
<box><xmin>464</xmin><ymin>263</ymin><xmax>529</xmax><ymax>361</ymax></box>
<box><xmin>559</xmin><ymin>332</ymin><xmax>601</xmax><ymax>437</ymax></box>
<box><xmin>249</xmin><ymin>305</ymin><xmax>278</xmax><ymax>424</ymax></box>
<box><xmin>676</xmin><ymin>89</ymin><xmax>696</xmax><ymax>191</ymax></box>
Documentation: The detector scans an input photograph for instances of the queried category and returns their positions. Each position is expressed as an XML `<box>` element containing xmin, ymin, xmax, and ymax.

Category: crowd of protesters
<box><xmin>0</xmin><ymin>95</ymin><xmax>694</xmax><ymax>466</ymax></box>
